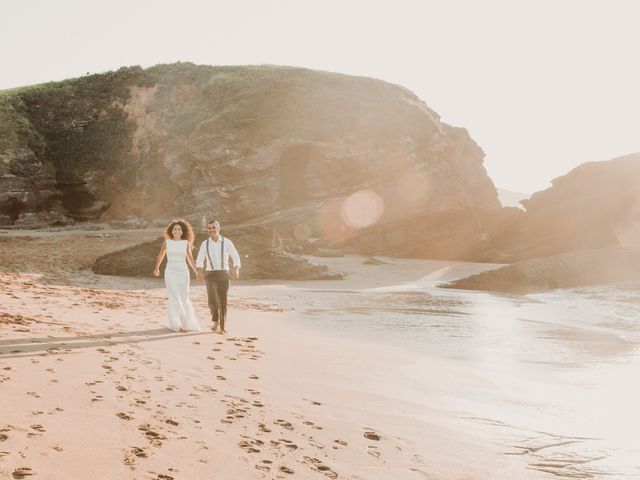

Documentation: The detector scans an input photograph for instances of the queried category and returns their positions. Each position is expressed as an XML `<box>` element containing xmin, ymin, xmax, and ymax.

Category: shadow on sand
<box><xmin>0</xmin><ymin>328</ymin><xmax>215</xmax><ymax>359</ymax></box>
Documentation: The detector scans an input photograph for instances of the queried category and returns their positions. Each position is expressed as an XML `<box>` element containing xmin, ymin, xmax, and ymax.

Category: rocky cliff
<box><xmin>497</xmin><ymin>154</ymin><xmax>640</xmax><ymax>261</ymax></box>
<box><xmin>520</xmin><ymin>154</ymin><xmax>640</xmax><ymax>255</ymax></box>
<box><xmin>0</xmin><ymin>63</ymin><xmax>500</xmax><ymax>253</ymax></box>
<box><xmin>442</xmin><ymin>154</ymin><xmax>640</xmax><ymax>291</ymax></box>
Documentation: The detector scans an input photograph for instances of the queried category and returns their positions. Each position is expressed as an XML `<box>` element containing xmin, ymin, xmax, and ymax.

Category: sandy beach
<box><xmin>1</xmin><ymin>229</ymin><xmax>639</xmax><ymax>479</ymax></box>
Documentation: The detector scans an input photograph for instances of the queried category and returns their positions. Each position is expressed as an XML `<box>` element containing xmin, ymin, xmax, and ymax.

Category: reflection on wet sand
<box><xmin>285</xmin><ymin>279</ymin><xmax>640</xmax><ymax>479</ymax></box>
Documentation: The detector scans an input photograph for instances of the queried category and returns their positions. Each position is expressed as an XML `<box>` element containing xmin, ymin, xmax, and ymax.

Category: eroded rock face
<box><xmin>92</xmin><ymin>224</ymin><xmax>344</xmax><ymax>280</ymax></box>
<box><xmin>0</xmin><ymin>146</ymin><xmax>62</xmax><ymax>226</ymax></box>
<box><xmin>442</xmin><ymin>245</ymin><xmax>640</xmax><ymax>293</ymax></box>
<box><xmin>1</xmin><ymin>63</ymin><xmax>499</xmax><ymax>233</ymax></box>
<box><xmin>0</xmin><ymin>95</ymin><xmax>65</xmax><ymax>226</ymax></box>
<box><xmin>510</xmin><ymin>154</ymin><xmax>640</xmax><ymax>260</ymax></box>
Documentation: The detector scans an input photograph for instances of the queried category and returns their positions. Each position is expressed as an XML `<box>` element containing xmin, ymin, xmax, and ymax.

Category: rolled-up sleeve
<box><xmin>228</xmin><ymin>239</ymin><xmax>241</xmax><ymax>268</ymax></box>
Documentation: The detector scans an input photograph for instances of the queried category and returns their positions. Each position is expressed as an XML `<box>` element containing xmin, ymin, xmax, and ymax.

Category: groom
<box><xmin>195</xmin><ymin>220</ymin><xmax>241</xmax><ymax>333</ymax></box>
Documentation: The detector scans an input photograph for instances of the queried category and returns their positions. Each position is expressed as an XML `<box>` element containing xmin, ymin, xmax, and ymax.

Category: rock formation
<box><xmin>9</xmin><ymin>62</ymin><xmax>638</xmax><ymax>279</ymax></box>
<box><xmin>513</xmin><ymin>154</ymin><xmax>640</xmax><ymax>259</ymax></box>
<box><xmin>93</xmin><ymin>224</ymin><xmax>344</xmax><ymax>280</ymax></box>
<box><xmin>442</xmin><ymin>245</ymin><xmax>640</xmax><ymax>293</ymax></box>
<box><xmin>1</xmin><ymin>63</ymin><xmax>500</xmax><ymax>264</ymax></box>
<box><xmin>440</xmin><ymin>155</ymin><xmax>640</xmax><ymax>291</ymax></box>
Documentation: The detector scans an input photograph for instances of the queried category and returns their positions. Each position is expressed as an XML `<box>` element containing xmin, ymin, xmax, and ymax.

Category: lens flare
<box><xmin>341</xmin><ymin>190</ymin><xmax>384</xmax><ymax>229</ymax></box>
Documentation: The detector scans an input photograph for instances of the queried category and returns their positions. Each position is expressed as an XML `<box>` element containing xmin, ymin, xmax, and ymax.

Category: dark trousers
<box><xmin>205</xmin><ymin>270</ymin><xmax>230</xmax><ymax>329</ymax></box>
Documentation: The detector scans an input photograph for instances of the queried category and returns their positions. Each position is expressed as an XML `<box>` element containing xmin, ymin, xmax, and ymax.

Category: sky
<box><xmin>1</xmin><ymin>0</ymin><xmax>638</xmax><ymax>194</ymax></box>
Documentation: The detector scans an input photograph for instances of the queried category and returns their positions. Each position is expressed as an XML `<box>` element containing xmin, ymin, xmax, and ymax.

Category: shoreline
<box><xmin>0</xmin><ymin>274</ymin><xmax>529</xmax><ymax>480</ymax></box>
<box><xmin>1</xmin><ymin>228</ymin><xmax>637</xmax><ymax>478</ymax></box>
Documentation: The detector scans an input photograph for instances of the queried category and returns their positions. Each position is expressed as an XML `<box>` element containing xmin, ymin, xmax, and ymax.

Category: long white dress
<box><xmin>164</xmin><ymin>239</ymin><xmax>200</xmax><ymax>331</ymax></box>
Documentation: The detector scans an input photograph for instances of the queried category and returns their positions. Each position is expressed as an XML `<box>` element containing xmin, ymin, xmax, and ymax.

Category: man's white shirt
<box><xmin>195</xmin><ymin>236</ymin><xmax>241</xmax><ymax>271</ymax></box>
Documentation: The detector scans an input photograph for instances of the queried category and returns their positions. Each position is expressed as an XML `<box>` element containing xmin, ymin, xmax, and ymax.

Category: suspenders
<box><xmin>205</xmin><ymin>237</ymin><xmax>225</xmax><ymax>270</ymax></box>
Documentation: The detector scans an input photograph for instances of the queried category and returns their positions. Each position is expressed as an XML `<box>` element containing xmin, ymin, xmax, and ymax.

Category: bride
<box><xmin>153</xmin><ymin>219</ymin><xmax>201</xmax><ymax>332</ymax></box>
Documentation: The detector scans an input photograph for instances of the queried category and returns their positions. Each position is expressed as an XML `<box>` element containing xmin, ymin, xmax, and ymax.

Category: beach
<box><xmin>1</xmin><ymin>229</ymin><xmax>639</xmax><ymax>479</ymax></box>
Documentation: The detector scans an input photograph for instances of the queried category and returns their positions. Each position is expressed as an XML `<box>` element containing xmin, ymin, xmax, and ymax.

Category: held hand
<box><xmin>153</xmin><ymin>267</ymin><xmax>160</xmax><ymax>277</ymax></box>
<box><xmin>196</xmin><ymin>270</ymin><xmax>205</xmax><ymax>281</ymax></box>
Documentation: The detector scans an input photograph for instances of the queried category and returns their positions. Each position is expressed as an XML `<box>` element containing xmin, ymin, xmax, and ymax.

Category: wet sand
<box><xmin>1</xmin><ymin>229</ymin><xmax>637</xmax><ymax>479</ymax></box>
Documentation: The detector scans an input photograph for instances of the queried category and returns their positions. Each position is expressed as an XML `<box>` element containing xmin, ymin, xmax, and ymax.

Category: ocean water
<box><xmin>285</xmin><ymin>280</ymin><xmax>640</xmax><ymax>479</ymax></box>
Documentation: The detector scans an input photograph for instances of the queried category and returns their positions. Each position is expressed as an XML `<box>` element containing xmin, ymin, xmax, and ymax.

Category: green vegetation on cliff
<box><xmin>0</xmin><ymin>62</ymin><xmax>498</xmax><ymax>230</ymax></box>
<box><xmin>0</xmin><ymin>93</ymin><xmax>43</xmax><ymax>154</ymax></box>
<box><xmin>7</xmin><ymin>67</ymin><xmax>143</xmax><ymax>179</ymax></box>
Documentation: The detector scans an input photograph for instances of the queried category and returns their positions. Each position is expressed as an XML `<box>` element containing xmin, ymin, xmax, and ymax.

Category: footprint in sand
<box><xmin>278</xmin><ymin>439</ymin><xmax>298</xmax><ymax>450</ymax></box>
<box><xmin>258</xmin><ymin>423</ymin><xmax>272</xmax><ymax>433</ymax></box>
<box><xmin>12</xmin><ymin>467</ymin><xmax>36</xmax><ymax>479</ymax></box>
<box><xmin>364</xmin><ymin>431</ymin><xmax>382</xmax><ymax>441</ymax></box>
<box><xmin>123</xmin><ymin>446</ymin><xmax>148</xmax><ymax>468</ymax></box>
<box><xmin>274</xmin><ymin>419</ymin><xmax>294</xmax><ymax>431</ymax></box>
<box><xmin>303</xmin><ymin>421</ymin><xmax>322</xmax><ymax>430</ymax></box>
<box><xmin>193</xmin><ymin>384</ymin><xmax>217</xmax><ymax>394</ymax></box>
<box><xmin>238</xmin><ymin>437</ymin><xmax>263</xmax><ymax>453</ymax></box>
<box><xmin>279</xmin><ymin>466</ymin><xmax>295</xmax><ymax>475</ymax></box>
<box><xmin>138</xmin><ymin>424</ymin><xmax>166</xmax><ymax>446</ymax></box>
<box><xmin>367</xmin><ymin>446</ymin><xmax>381</xmax><ymax>458</ymax></box>
<box><xmin>117</xmin><ymin>412</ymin><xmax>133</xmax><ymax>421</ymax></box>
<box><xmin>304</xmin><ymin>456</ymin><xmax>338</xmax><ymax>479</ymax></box>
<box><xmin>130</xmin><ymin>446</ymin><xmax>147</xmax><ymax>458</ymax></box>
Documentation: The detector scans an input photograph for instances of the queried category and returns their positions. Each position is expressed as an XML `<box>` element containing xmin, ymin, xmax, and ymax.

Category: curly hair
<box><xmin>165</xmin><ymin>219</ymin><xmax>195</xmax><ymax>246</ymax></box>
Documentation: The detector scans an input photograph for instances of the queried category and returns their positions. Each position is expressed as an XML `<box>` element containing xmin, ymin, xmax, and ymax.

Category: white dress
<box><xmin>164</xmin><ymin>239</ymin><xmax>200</xmax><ymax>331</ymax></box>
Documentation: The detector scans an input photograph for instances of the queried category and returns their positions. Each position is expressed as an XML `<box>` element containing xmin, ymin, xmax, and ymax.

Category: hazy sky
<box><xmin>2</xmin><ymin>0</ymin><xmax>638</xmax><ymax>193</ymax></box>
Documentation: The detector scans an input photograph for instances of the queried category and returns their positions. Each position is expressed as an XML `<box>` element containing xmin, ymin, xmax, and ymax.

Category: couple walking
<box><xmin>153</xmin><ymin>219</ymin><xmax>241</xmax><ymax>334</ymax></box>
